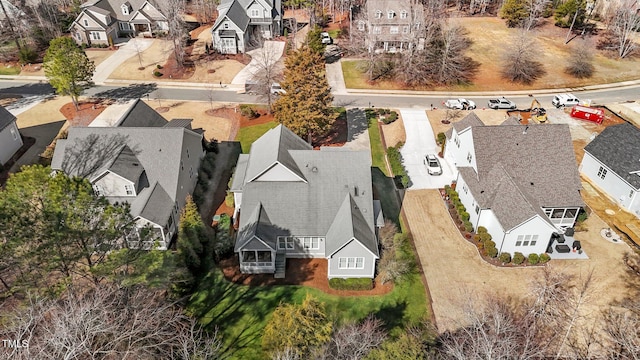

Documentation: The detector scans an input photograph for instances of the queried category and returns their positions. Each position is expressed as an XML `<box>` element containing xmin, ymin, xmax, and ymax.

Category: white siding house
<box><xmin>0</xmin><ymin>106</ymin><xmax>23</xmax><ymax>167</ymax></box>
<box><xmin>445</xmin><ymin>114</ymin><xmax>584</xmax><ymax>257</ymax></box>
<box><xmin>580</xmin><ymin>122</ymin><xmax>640</xmax><ymax>218</ymax></box>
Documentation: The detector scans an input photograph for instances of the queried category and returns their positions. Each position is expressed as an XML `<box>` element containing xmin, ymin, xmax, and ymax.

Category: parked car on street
<box><xmin>551</xmin><ymin>93</ymin><xmax>580</xmax><ymax>108</ymax></box>
<box><xmin>424</xmin><ymin>154</ymin><xmax>442</xmax><ymax>176</ymax></box>
<box><xmin>444</xmin><ymin>98</ymin><xmax>476</xmax><ymax>110</ymax></box>
<box><xmin>487</xmin><ymin>97</ymin><xmax>517</xmax><ymax>110</ymax></box>
<box><xmin>270</xmin><ymin>83</ymin><xmax>285</xmax><ymax>95</ymax></box>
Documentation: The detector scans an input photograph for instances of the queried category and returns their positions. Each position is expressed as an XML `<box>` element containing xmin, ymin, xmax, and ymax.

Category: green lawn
<box><xmin>235</xmin><ymin>121</ymin><xmax>278</xmax><ymax>153</ymax></box>
<box><xmin>327</xmin><ymin>29</ymin><xmax>341</xmax><ymax>39</ymax></box>
<box><xmin>368</xmin><ymin>117</ymin><xmax>388</xmax><ymax>176</ymax></box>
<box><xmin>0</xmin><ymin>65</ymin><xmax>21</xmax><ymax>76</ymax></box>
<box><xmin>189</xmin><ymin>266</ymin><xmax>427</xmax><ymax>360</ymax></box>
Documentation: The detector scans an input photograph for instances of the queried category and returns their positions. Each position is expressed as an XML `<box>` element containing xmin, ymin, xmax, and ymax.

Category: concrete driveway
<box><xmin>93</xmin><ymin>38</ymin><xmax>154</xmax><ymax>84</ymax></box>
<box><xmin>231</xmin><ymin>41</ymin><xmax>285</xmax><ymax>85</ymax></box>
<box><xmin>399</xmin><ymin>109</ymin><xmax>455</xmax><ymax>189</ymax></box>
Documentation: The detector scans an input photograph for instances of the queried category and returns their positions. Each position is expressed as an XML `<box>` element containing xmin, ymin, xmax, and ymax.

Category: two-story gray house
<box><xmin>70</xmin><ymin>0</ymin><xmax>169</xmax><ymax>46</ymax></box>
<box><xmin>210</xmin><ymin>0</ymin><xmax>282</xmax><ymax>54</ymax></box>
<box><xmin>51</xmin><ymin>100</ymin><xmax>204</xmax><ymax>250</ymax></box>
<box><xmin>358</xmin><ymin>0</ymin><xmax>425</xmax><ymax>52</ymax></box>
<box><xmin>0</xmin><ymin>105</ymin><xmax>23</xmax><ymax>167</ymax></box>
<box><xmin>230</xmin><ymin>125</ymin><xmax>383</xmax><ymax>278</ymax></box>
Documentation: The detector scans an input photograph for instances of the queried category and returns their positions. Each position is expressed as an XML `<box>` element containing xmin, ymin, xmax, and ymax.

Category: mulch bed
<box><xmin>313</xmin><ymin>116</ymin><xmax>347</xmax><ymax>148</ymax></box>
<box><xmin>60</xmin><ymin>100</ymin><xmax>110</xmax><ymax>126</ymax></box>
<box><xmin>220</xmin><ymin>257</ymin><xmax>394</xmax><ymax>296</ymax></box>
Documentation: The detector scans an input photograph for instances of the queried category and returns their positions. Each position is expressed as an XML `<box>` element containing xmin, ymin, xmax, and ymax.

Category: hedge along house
<box><xmin>444</xmin><ymin>114</ymin><xmax>584</xmax><ymax>257</ymax></box>
<box><xmin>230</xmin><ymin>125</ymin><xmax>384</xmax><ymax>278</ymax></box>
<box><xmin>580</xmin><ymin>122</ymin><xmax>640</xmax><ymax>218</ymax></box>
<box><xmin>210</xmin><ymin>0</ymin><xmax>282</xmax><ymax>54</ymax></box>
<box><xmin>70</xmin><ymin>0</ymin><xmax>169</xmax><ymax>46</ymax></box>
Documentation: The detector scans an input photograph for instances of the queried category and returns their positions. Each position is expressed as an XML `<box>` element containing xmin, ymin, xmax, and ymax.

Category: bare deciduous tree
<box><xmin>603</xmin><ymin>0</ymin><xmax>640</xmax><ymax>58</ymax></box>
<box><xmin>248</xmin><ymin>40</ymin><xmax>285</xmax><ymax>112</ymax></box>
<box><xmin>0</xmin><ymin>285</ymin><xmax>221</xmax><ymax>359</ymax></box>
<box><xmin>524</xmin><ymin>0</ymin><xmax>551</xmax><ymax>31</ymax></box>
<box><xmin>501</xmin><ymin>31</ymin><xmax>545</xmax><ymax>84</ymax></box>
<box><xmin>321</xmin><ymin>316</ymin><xmax>387</xmax><ymax>360</ymax></box>
<box><xmin>564</xmin><ymin>40</ymin><xmax>595</xmax><ymax>78</ymax></box>
<box><xmin>166</xmin><ymin>0</ymin><xmax>188</xmax><ymax>68</ymax></box>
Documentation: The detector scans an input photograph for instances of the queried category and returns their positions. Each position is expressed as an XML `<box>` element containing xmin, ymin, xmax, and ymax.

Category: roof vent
<box><xmin>530</xmin><ymin>182</ymin><xmax>534</xmax><ymax>186</ymax></box>
<box><xmin>311</xmin><ymin>166</ymin><xmax>318</xmax><ymax>172</ymax></box>
<box><xmin>132</xmin><ymin>163</ymin><xmax>139</xmax><ymax>167</ymax></box>
<box><xmin>354</xmin><ymin>186</ymin><xmax>359</xmax><ymax>196</ymax></box>
<box><xmin>523</xmin><ymin>126</ymin><xmax>529</xmax><ymax>134</ymax></box>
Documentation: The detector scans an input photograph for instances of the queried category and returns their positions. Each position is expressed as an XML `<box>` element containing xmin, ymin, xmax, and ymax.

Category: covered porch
<box><xmin>239</xmin><ymin>249</ymin><xmax>276</xmax><ymax>274</ymax></box>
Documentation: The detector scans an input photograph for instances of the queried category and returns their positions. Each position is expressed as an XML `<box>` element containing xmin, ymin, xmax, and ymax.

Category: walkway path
<box><xmin>399</xmin><ymin>109</ymin><xmax>455</xmax><ymax>189</ymax></box>
<box><xmin>342</xmin><ymin>108</ymin><xmax>370</xmax><ymax>151</ymax></box>
<box><xmin>93</xmin><ymin>39</ymin><xmax>154</xmax><ymax>84</ymax></box>
<box><xmin>325</xmin><ymin>60</ymin><xmax>347</xmax><ymax>95</ymax></box>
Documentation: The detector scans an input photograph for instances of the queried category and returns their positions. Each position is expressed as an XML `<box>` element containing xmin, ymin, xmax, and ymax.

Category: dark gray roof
<box><xmin>234</xmin><ymin>125</ymin><xmax>377</xmax><ymax>256</ymax></box>
<box><xmin>51</xmin><ymin>126</ymin><xmax>203</xmax><ymax>226</ymax></box>
<box><xmin>213</xmin><ymin>0</ymin><xmax>250</xmax><ymax>31</ymax></box>
<box><xmin>234</xmin><ymin>203</ymin><xmax>281</xmax><ymax>251</ymax></box>
<box><xmin>0</xmin><ymin>105</ymin><xmax>16</xmax><ymax>132</ymax></box>
<box><xmin>138</xmin><ymin>182</ymin><xmax>173</xmax><ymax>226</ymax></box>
<box><xmin>457</xmin><ymin>120</ymin><xmax>583</xmax><ymax>231</ymax></box>
<box><xmin>108</xmin><ymin>145</ymin><xmax>145</xmax><ymax>183</ymax></box>
<box><xmin>446</xmin><ymin>112</ymin><xmax>485</xmax><ymax>139</ymax></box>
<box><xmin>164</xmin><ymin>119</ymin><xmax>193</xmax><ymax>129</ymax></box>
<box><xmin>244</xmin><ymin>125</ymin><xmax>311</xmax><ymax>182</ymax></box>
<box><xmin>325</xmin><ymin>194</ymin><xmax>379</xmax><ymax>257</ymax></box>
<box><xmin>119</xmin><ymin>99</ymin><xmax>168</xmax><ymax>127</ymax></box>
<box><xmin>584</xmin><ymin>122</ymin><xmax>640</xmax><ymax>190</ymax></box>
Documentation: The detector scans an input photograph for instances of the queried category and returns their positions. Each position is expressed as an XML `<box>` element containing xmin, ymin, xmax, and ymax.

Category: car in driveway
<box><xmin>424</xmin><ymin>154</ymin><xmax>442</xmax><ymax>175</ymax></box>
<box><xmin>321</xmin><ymin>32</ymin><xmax>332</xmax><ymax>44</ymax></box>
<box><xmin>444</xmin><ymin>98</ymin><xmax>476</xmax><ymax>110</ymax></box>
<box><xmin>488</xmin><ymin>97</ymin><xmax>517</xmax><ymax>109</ymax></box>
<box><xmin>551</xmin><ymin>93</ymin><xmax>580</xmax><ymax>108</ymax></box>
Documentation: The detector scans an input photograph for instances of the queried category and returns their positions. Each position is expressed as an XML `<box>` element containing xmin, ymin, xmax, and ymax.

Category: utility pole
<box><xmin>564</xmin><ymin>5</ymin><xmax>581</xmax><ymax>44</ymax></box>
<box><xmin>0</xmin><ymin>0</ymin><xmax>23</xmax><ymax>51</ymax></box>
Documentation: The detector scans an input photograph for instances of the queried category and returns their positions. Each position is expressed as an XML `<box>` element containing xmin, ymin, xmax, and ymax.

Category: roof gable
<box><xmin>108</xmin><ymin>145</ymin><xmax>145</xmax><ymax>183</ymax></box>
<box><xmin>0</xmin><ymin>105</ymin><xmax>16</xmax><ymax>132</ymax></box>
<box><xmin>584</xmin><ymin>122</ymin><xmax>640</xmax><ymax>189</ymax></box>
<box><xmin>325</xmin><ymin>194</ymin><xmax>378</xmax><ymax>257</ymax></box>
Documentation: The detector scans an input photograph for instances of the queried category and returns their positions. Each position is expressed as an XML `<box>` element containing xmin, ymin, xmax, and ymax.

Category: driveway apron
<box><xmin>92</xmin><ymin>38</ymin><xmax>154</xmax><ymax>84</ymax></box>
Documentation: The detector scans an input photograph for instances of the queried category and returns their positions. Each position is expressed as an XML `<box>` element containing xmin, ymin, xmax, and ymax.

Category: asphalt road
<box><xmin>0</xmin><ymin>80</ymin><xmax>638</xmax><ymax>109</ymax></box>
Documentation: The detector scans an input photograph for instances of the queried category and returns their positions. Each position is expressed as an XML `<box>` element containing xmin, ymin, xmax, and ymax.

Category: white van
<box><xmin>552</xmin><ymin>93</ymin><xmax>580</xmax><ymax>108</ymax></box>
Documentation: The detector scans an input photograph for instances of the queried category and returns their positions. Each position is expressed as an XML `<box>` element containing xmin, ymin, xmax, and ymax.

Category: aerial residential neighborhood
<box><xmin>1</xmin><ymin>0</ymin><xmax>640</xmax><ymax>359</ymax></box>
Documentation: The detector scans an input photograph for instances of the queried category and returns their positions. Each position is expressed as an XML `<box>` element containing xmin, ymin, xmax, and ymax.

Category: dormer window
<box><xmin>83</xmin><ymin>19</ymin><xmax>89</xmax><ymax>27</ymax></box>
<box><xmin>375</xmin><ymin>10</ymin><xmax>382</xmax><ymax>19</ymax></box>
<box><xmin>125</xmin><ymin>184</ymin><xmax>134</xmax><ymax>195</ymax></box>
<box><xmin>121</xmin><ymin>4</ymin><xmax>129</xmax><ymax>15</ymax></box>
<box><xmin>387</xmin><ymin>10</ymin><xmax>395</xmax><ymax>19</ymax></box>
<box><xmin>400</xmin><ymin>10</ymin><xmax>408</xmax><ymax>19</ymax></box>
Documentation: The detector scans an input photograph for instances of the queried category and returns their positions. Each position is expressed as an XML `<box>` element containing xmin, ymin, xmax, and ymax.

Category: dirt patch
<box><xmin>427</xmin><ymin>109</ymin><xmax>511</xmax><ymax>136</ymax></box>
<box><xmin>220</xmin><ymin>257</ymin><xmax>394</xmax><ymax>296</ymax></box>
<box><xmin>403</xmin><ymin>189</ymin><xmax>635</xmax><ymax>332</ymax></box>
<box><xmin>59</xmin><ymin>100</ymin><xmax>109</xmax><ymax>126</ymax></box>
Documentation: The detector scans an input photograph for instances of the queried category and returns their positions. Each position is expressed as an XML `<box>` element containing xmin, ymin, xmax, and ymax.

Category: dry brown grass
<box><xmin>403</xmin><ymin>189</ymin><xmax>635</xmax><ymax>332</ymax></box>
<box><xmin>142</xmin><ymin>100</ymin><xmax>234</xmax><ymax>141</ymax></box>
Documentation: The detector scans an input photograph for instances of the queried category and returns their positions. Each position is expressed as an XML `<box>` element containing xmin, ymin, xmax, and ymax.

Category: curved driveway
<box><xmin>92</xmin><ymin>39</ymin><xmax>154</xmax><ymax>84</ymax></box>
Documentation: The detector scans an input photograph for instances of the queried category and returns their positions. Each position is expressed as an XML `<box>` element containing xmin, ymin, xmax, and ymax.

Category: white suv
<box><xmin>552</xmin><ymin>93</ymin><xmax>580</xmax><ymax>108</ymax></box>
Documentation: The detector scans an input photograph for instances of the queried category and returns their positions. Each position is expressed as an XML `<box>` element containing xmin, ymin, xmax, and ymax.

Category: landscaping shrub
<box><xmin>528</xmin><ymin>253</ymin><xmax>540</xmax><ymax>265</ymax></box>
<box><xmin>513</xmin><ymin>252</ymin><xmax>525</xmax><ymax>265</ymax></box>
<box><xmin>483</xmin><ymin>240</ymin><xmax>496</xmax><ymax>249</ymax></box>
<box><xmin>386</xmin><ymin>143</ymin><xmax>410</xmax><ymax>188</ymax></box>
<box><xmin>18</xmin><ymin>46</ymin><xmax>38</xmax><ymax>64</ymax></box>
<box><xmin>456</xmin><ymin>204</ymin><xmax>466</xmax><ymax>214</ymax></box>
<box><xmin>200</xmin><ymin>154</ymin><xmax>216</xmax><ymax>178</ymax></box>
<box><xmin>479</xmin><ymin>233</ymin><xmax>492</xmax><ymax>243</ymax></box>
<box><xmin>239</xmin><ymin>104</ymin><xmax>258</xmax><ymax>119</ymax></box>
<box><xmin>437</xmin><ymin>132</ymin><xmax>446</xmax><ymax>145</ymax></box>
<box><xmin>460</xmin><ymin>211</ymin><xmax>470</xmax><ymax>221</ymax></box>
<box><xmin>153</xmin><ymin>70</ymin><xmax>163</xmax><ymax>77</ymax></box>
<box><xmin>197</xmin><ymin>170</ymin><xmax>209</xmax><ymax>190</ymax></box>
<box><xmin>539</xmin><ymin>253</ymin><xmax>551</xmax><ymax>263</ymax></box>
<box><xmin>477</xmin><ymin>226</ymin><xmax>487</xmax><ymax>234</ymax></box>
<box><xmin>329</xmin><ymin>278</ymin><xmax>373</xmax><ymax>291</ymax></box>
<box><xmin>473</xmin><ymin>234</ymin><xmax>481</xmax><ymax>242</ymax></box>
<box><xmin>225</xmin><ymin>191</ymin><xmax>234</xmax><ymax>208</ymax></box>
<box><xmin>577</xmin><ymin>209</ymin><xmax>588</xmax><ymax>223</ymax></box>
<box><xmin>156</xmin><ymin>64</ymin><xmax>163</xmax><ymax>69</ymax></box>
<box><xmin>382</xmin><ymin>111</ymin><xmax>398</xmax><ymax>124</ymax></box>
<box><xmin>486</xmin><ymin>245</ymin><xmax>498</xmax><ymax>258</ymax></box>
<box><xmin>444</xmin><ymin>184</ymin><xmax>451</xmax><ymax>194</ymax></box>
<box><xmin>193</xmin><ymin>187</ymin><xmax>204</xmax><ymax>206</ymax></box>
<box><xmin>464</xmin><ymin>221</ymin><xmax>473</xmax><ymax>233</ymax></box>
<box><xmin>499</xmin><ymin>252</ymin><xmax>512</xmax><ymax>264</ymax></box>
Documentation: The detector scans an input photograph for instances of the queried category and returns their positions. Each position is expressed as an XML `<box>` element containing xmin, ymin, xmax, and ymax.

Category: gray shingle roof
<box><xmin>325</xmin><ymin>194</ymin><xmax>379</xmax><ymax>257</ymax></box>
<box><xmin>456</xmin><ymin>116</ymin><xmax>583</xmax><ymax>231</ymax></box>
<box><xmin>235</xmin><ymin>125</ymin><xmax>377</xmax><ymax>257</ymax></box>
<box><xmin>446</xmin><ymin>112</ymin><xmax>484</xmax><ymax>139</ymax></box>
<box><xmin>214</xmin><ymin>0</ymin><xmax>250</xmax><ymax>31</ymax></box>
<box><xmin>119</xmin><ymin>99</ymin><xmax>168</xmax><ymax>127</ymax></box>
<box><xmin>51</xmin><ymin>126</ymin><xmax>203</xmax><ymax>225</ymax></box>
<box><xmin>138</xmin><ymin>182</ymin><xmax>173</xmax><ymax>226</ymax></box>
<box><xmin>164</xmin><ymin>119</ymin><xmax>193</xmax><ymax>129</ymax></box>
<box><xmin>244</xmin><ymin>125</ymin><xmax>310</xmax><ymax>182</ymax></box>
<box><xmin>584</xmin><ymin>122</ymin><xmax>640</xmax><ymax>190</ymax></box>
<box><xmin>108</xmin><ymin>145</ymin><xmax>145</xmax><ymax>183</ymax></box>
<box><xmin>0</xmin><ymin>105</ymin><xmax>16</xmax><ymax>132</ymax></box>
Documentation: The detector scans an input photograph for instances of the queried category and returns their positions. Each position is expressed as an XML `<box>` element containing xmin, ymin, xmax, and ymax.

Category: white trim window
<box><xmin>83</xmin><ymin>19</ymin><xmax>89</xmax><ymax>27</ymax></box>
<box><xmin>400</xmin><ymin>10</ymin><xmax>408</xmax><ymax>19</ymax></box>
<box><xmin>467</xmin><ymin>152</ymin><xmax>473</xmax><ymax>163</ymax></box>
<box><xmin>277</xmin><ymin>236</ymin><xmax>295</xmax><ymax>250</ymax></box>
<box><xmin>515</xmin><ymin>234</ymin><xmax>539</xmax><ymax>247</ymax></box>
<box><xmin>402</xmin><ymin>26</ymin><xmax>409</xmax><ymax>34</ymax></box>
<box><xmin>10</xmin><ymin>127</ymin><xmax>18</xmax><ymax>140</ymax></box>
<box><xmin>390</xmin><ymin>26</ymin><xmax>399</xmax><ymax>34</ymax></box>
<box><xmin>357</xmin><ymin>21</ymin><xmax>365</xmax><ymax>31</ymax></box>
<box><xmin>93</xmin><ymin>184</ymin><xmax>104</xmax><ymax>196</ymax></box>
<box><xmin>373</xmin><ymin>26</ymin><xmax>381</xmax><ymax>34</ymax></box>
<box><xmin>223</xmin><ymin>23</ymin><xmax>229</xmax><ymax>29</ymax></box>
<box><xmin>387</xmin><ymin>10</ymin><xmax>395</xmax><ymax>19</ymax></box>
<box><xmin>375</xmin><ymin>10</ymin><xmax>382</xmax><ymax>19</ymax></box>
<box><xmin>121</xmin><ymin>4</ymin><xmax>130</xmax><ymax>15</ymax></box>
<box><xmin>250</xmin><ymin>9</ymin><xmax>260</xmax><ymax>17</ymax></box>
<box><xmin>301</xmin><ymin>237</ymin><xmax>321</xmax><ymax>250</ymax></box>
<box><xmin>125</xmin><ymin>184</ymin><xmax>134</xmax><ymax>195</ymax></box>
<box><xmin>338</xmin><ymin>257</ymin><xmax>364</xmax><ymax>269</ymax></box>
<box><xmin>597</xmin><ymin>166</ymin><xmax>607</xmax><ymax>180</ymax></box>
<box><xmin>119</xmin><ymin>22</ymin><xmax>131</xmax><ymax>31</ymax></box>
<box><xmin>90</xmin><ymin>32</ymin><xmax>101</xmax><ymax>40</ymax></box>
